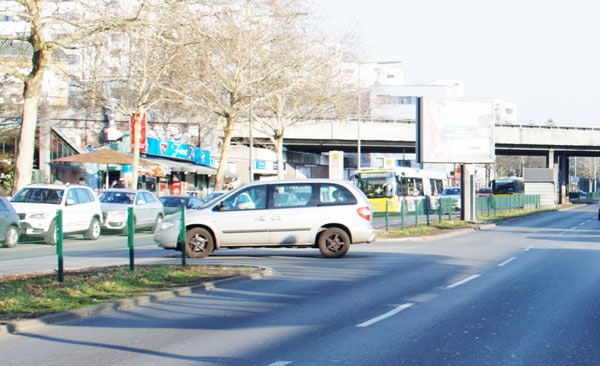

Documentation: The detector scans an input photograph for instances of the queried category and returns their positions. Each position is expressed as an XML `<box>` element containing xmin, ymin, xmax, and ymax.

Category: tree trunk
<box><xmin>276</xmin><ymin>134</ymin><xmax>285</xmax><ymax>180</ymax></box>
<box><xmin>14</xmin><ymin>80</ymin><xmax>43</xmax><ymax>191</ymax></box>
<box><xmin>214</xmin><ymin>115</ymin><xmax>235</xmax><ymax>190</ymax></box>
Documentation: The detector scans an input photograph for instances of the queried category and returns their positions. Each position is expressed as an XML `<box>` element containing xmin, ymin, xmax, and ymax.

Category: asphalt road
<box><xmin>1</xmin><ymin>204</ymin><xmax>600</xmax><ymax>365</ymax></box>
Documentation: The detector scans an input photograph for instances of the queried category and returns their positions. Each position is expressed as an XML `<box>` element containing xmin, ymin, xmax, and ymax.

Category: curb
<box><xmin>376</xmin><ymin>223</ymin><xmax>496</xmax><ymax>242</ymax></box>
<box><xmin>0</xmin><ymin>266</ymin><xmax>274</xmax><ymax>335</ymax></box>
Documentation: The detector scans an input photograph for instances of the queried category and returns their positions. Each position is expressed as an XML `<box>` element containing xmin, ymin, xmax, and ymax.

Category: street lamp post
<box><xmin>356</xmin><ymin>60</ymin><xmax>402</xmax><ymax>171</ymax></box>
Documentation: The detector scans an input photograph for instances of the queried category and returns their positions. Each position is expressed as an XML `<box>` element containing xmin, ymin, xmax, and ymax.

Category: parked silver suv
<box><xmin>11</xmin><ymin>183</ymin><xmax>103</xmax><ymax>245</ymax></box>
<box><xmin>154</xmin><ymin>179</ymin><xmax>376</xmax><ymax>258</ymax></box>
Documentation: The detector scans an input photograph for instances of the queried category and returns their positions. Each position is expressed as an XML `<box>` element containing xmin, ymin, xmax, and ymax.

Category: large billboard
<box><xmin>417</xmin><ymin>97</ymin><xmax>495</xmax><ymax>164</ymax></box>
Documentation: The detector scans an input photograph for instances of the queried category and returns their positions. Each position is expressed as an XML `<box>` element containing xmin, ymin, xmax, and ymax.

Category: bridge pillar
<box><xmin>558</xmin><ymin>153</ymin><xmax>569</xmax><ymax>205</ymax></box>
<box><xmin>546</xmin><ymin>149</ymin><xmax>554</xmax><ymax>169</ymax></box>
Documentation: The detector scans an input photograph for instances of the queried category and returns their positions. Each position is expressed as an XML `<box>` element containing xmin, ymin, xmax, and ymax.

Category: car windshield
<box><xmin>11</xmin><ymin>188</ymin><xmax>64</xmax><ymax>204</ymax></box>
<box><xmin>99</xmin><ymin>191</ymin><xmax>134</xmax><ymax>204</ymax></box>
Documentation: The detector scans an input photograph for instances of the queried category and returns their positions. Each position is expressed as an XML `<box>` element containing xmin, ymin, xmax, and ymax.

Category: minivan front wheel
<box><xmin>318</xmin><ymin>227</ymin><xmax>350</xmax><ymax>258</ymax></box>
<box><xmin>184</xmin><ymin>227</ymin><xmax>214</xmax><ymax>259</ymax></box>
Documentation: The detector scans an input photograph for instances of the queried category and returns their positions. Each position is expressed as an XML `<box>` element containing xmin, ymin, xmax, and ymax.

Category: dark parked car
<box><xmin>159</xmin><ymin>195</ymin><xmax>204</xmax><ymax>215</ymax></box>
<box><xmin>0</xmin><ymin>197</ymin><xmax>19</xmax><ymax>248</ymax></box>
<box><xmin>476</xmin><ymin>187</ymin><xmax>492</xmax><ymax>197</ymax></box>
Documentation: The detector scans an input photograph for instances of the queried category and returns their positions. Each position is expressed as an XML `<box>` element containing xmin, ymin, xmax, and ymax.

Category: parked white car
<box><xmin>154</xmin><ymin>179</ymin><xmax>376</xmax><ymax>258</ymax></box>
<box><xmin>441</xmin><ymin>187</ymin><xmax>462</xmax><ymax>211</ymax></box>
<box><xmin>99</xmin><ymin>189</ymin><xmax>164</xmax><ymax>234</ymax></box>
<box><xmin>11</xmin><ymin>183</ymin><xmax>103</xmax><ymax>245</ymax></box>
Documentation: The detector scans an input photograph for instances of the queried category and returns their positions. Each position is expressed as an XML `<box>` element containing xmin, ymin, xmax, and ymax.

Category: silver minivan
<box><xmin>154</xmin><ymin>179</ymin><xmax>376</xmax><ymax>258</ymax></box>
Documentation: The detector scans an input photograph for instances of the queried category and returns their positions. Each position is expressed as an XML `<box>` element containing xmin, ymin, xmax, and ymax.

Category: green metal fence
<box><xmin>374</xmin><ymin>194</ymin><xmax>541</xmax><ymax>231</ymax></box>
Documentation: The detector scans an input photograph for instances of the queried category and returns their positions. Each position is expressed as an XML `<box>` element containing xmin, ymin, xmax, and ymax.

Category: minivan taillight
<box><xmin>357</xmin><ymin>206</ymin><xmax>372</xmax><ymax>221</ymax></box>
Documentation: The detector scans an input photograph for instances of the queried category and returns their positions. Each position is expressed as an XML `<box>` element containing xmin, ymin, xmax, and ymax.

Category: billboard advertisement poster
<box><xmin>417</xmin><ymin>97</ymin><xmax>495</xmax><ymax>164</ymax></box>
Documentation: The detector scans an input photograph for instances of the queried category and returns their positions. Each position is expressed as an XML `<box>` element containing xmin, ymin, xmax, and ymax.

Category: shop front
<box><xmin>142</xmin><ymin>137</ymin><xmax>216</xmax><ymax>198</ymax></box>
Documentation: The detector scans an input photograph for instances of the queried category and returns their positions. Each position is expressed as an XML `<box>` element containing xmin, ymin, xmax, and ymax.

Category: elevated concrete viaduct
<box><xmin>239</xmin><ymin>119</ymin><xmax>600</xmax><ymax>203</ymax></box>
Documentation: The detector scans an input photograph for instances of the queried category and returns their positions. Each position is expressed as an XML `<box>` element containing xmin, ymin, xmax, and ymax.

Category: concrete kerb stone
<box><xmin>375</xmin><ymin>222</ymin><xmax>497</xmax><ymax>242</ymax></box>
<box><xmin>0</xmin><ymin>266</ymin><xmax>275</xmax><ymax>335</ymax></box>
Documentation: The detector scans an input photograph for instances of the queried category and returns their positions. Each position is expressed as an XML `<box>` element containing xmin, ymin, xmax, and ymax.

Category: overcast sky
<box><xmin>316</xmin><ymin>0</ymin><xmax>600</xmax><ymax>125</ymax></box>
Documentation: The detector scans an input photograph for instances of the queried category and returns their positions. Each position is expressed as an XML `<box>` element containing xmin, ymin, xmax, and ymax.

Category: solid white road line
<box><xmin>356</xmin><ymin>303</ymin><xmax>415</xmax><ymax>328</ymax></box>
<box><xmin>497</xmin><ymin>257</ymin><xmax>517</xmax><ymax>267</ymax></box>
<box><xmin>446</xmin><ymin>274</ymin><xmax>481</xmax><ymax>289</ymax></box>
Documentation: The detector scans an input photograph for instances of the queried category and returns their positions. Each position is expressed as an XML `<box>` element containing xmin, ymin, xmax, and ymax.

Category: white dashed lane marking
<box><xmin>356</xmin><ymin>303</ymin><xmax>415</xmax><ymax>328</ymax></box>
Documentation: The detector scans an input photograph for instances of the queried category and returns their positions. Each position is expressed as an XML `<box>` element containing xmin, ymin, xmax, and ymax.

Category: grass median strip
<box><xmin>0</xmin><ymin>264</ymin><xmax>253</xmax><ymax>321</ymax></box>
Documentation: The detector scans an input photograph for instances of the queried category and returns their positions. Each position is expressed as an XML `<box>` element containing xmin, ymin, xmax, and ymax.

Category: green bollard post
<box><xmin>401</xmin><ymin>200</ymin><xmax>405</xmax><ymax>230</ymax></box>
<box><xmin>56</xmin><ymin>210</ymin><xmax>64</xmax><ymax>283</ymax></box>
<box><xmin>385</xmin><ymin>200</ymin><xmax>389</xmax><ymax>232</ymax></box>
<box><xmin>128</xmin><ymin>207</ymin><xmax>134</xmax><ymax>271</ymax></box>
<box><xmin>180</xmin><ymin>205</ymin><xmax>187</xmax><ymax>266</ymax></box>
<box><xmin>414</xmin><ymin>199</ymin><xmax>419</xmax><ymax>228</ymax></box>
<box><xmin>425</xmin><ymin>196</ymin><xmax>430</xmax><ymax>226</ymax></box>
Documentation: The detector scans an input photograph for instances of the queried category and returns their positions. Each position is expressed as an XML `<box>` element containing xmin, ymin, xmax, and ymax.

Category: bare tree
<box><xmin>0</xmin><ymin>0</ymin><xmax>143</xmax><ymax>191</ymax></box>
<box><xmin>72</xmin><ymin>2</ymin><xmax>189</xmax><ymax>189</ymax></box>
<box><xmin>166</xmin><ymin>0</ymin><xmax>323</xmax><ymax>189</ymax></box>
<box><xmin>252</xmin><ymin>28</ymin><xmax>347</xmax><ymax>179</ymax></box>
<box><xmin>494</xmin><ymin>155</ymin><xmax>546</xmax><ymax>177</ymax></box>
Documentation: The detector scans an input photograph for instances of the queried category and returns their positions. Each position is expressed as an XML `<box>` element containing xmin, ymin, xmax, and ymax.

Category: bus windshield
<box><xmin>355</xmin><ymin>171</ymin><xmax>396</xmax><ymax>199</ymax></box>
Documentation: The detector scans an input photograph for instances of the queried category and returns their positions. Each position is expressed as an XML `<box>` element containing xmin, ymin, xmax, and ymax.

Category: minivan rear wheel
<box><xmin>318</xmin><ymin>227</ymin><xmax>350</xmax><ymax>258</ymax></box>
<box><xmin>184</xmin><ymin>227</ymin><xmax>214</xmax><ymax>258</ymax></box>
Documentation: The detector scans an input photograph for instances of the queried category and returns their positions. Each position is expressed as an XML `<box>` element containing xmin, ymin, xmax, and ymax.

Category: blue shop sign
<box><xmin>146</xmin><ymin>137</ymin><xmax>210</xmax><ymax>165</ymax></box>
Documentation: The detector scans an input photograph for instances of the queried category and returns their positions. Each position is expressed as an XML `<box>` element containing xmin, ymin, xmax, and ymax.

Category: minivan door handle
<box><xmin>255</xmin><ymin>216</ymin><xmax>267</xmax><ymax>222</ymax></box>
<box><xmin>271</xmin><ymin>216</ymin><xmax>282</xmax><ymax>221</ymax></box>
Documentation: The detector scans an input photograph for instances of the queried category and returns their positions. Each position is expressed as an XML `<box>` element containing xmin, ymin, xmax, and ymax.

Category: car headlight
<box><xmin>29</xmin><ymin>213</ymin><xmax>51</xmax><ymax>220</ymax></box>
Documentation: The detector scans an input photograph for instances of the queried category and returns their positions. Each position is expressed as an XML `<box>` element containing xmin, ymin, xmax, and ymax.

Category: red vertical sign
<box><xmin>130</xmin><ymin>112</ymin><xmax>147</xmax><ymax>153</ymax></box>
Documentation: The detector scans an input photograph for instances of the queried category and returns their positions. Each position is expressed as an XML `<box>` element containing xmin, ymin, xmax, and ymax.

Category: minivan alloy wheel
<box><xmin>318</xmin><ymin>227</ymin><xmax>350</xmax><ymax>258</ymax></box>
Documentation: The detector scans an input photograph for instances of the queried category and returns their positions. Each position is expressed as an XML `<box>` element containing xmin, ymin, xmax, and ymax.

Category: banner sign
<box><xmin>146</xmin><ymin>137</ymin><xmax>211</xmax><ymax>165</ymax></box>
<box><xmin>130</xmin><ymin>113</ymin><xmax>147</xmax><ymax>153</ymax></box>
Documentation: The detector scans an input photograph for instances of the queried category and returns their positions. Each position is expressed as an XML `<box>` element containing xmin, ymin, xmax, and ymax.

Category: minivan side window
<box><xmin>271</xmin><ymin>184</ymin><xmax>313</xmax><ymax>208</ymax></box>
<box><xmin>221</xmin><ymin>186</ymin><xmax>267</xmax><ymax>211</ymax></box>
<box><xmin>320</xmin><ymin>184</ymin><xmax>357</xmax><ymax>205</ymax></box>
